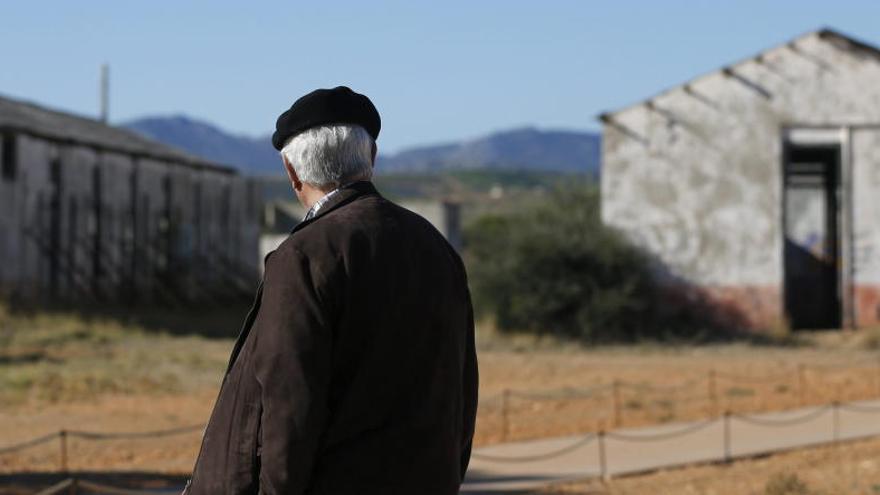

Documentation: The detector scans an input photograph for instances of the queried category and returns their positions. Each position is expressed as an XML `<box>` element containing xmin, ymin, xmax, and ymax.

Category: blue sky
<box><xmin>2</xmin><ymin>1</ymin><xmax>879</xmax><ymax>152</ymax></box>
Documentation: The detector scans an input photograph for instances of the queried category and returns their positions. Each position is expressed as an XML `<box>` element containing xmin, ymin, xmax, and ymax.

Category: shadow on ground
<box><xmin>462</xmin><ymin>469</ymin><xmax>562</xmax><ymax>494</ymax></box>
<box><xmin>1</xmin><ymin>471</ymin><xmax>540</xmax><ymax>495</ymax></box>
<box><xmin>0</xmin><ymin>471</ymin><xmax>189</xmax><ymax>495</ymax></box>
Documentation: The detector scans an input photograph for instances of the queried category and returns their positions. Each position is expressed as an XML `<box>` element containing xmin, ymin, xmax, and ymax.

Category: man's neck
<box><xmin>300</xmin><ymin>184</ymin><xmax>336</xmax><ymax>211</ymax></box>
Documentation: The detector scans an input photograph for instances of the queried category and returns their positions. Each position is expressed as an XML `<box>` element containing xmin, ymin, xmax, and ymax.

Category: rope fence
<box><xmin>65</xmin><ymin>424</ymin><xmax>204</xmax><ymax>441</ymax></box>
<box><xmin>489</xmin><ymin>357</ymin><xmax>880</xmax><ymax>441</ymax></box>
<box><xmin>3</xmin><ymin>357</ymin><xmax>880</xmax><ymax>488</ymax></box>
<box><xmin>14</xmin><ymin>399</ymin><xmax>880</xmax><ymax>491</ymax></box>
<box><xmin>471</xmin><ymin>433</ymin><xmax>597</xmax><ymax>463</ymax></box>
<box><xmin>604</xmin><ymin>418</ymin><xmax>717</xmax><ymax>442</ymax></box>
<box><xmin>0</xmin><ymin>424</ymin><xmax>204</xmax><ymax>474</ymax></box>
<box><xmin>0</xmin><ymin>432</ymin><xmax>59</xmax><ymax>456</ymax></box>
<box><xmin>474</xmin><ymin>398</ymin><xmax>880</xmax><ymax>482</ymax></box>
<box><xmin>507</xmin><ymin>383</ymin><xmax>612</xmax><ymax>400</ymax></box>
<box><xmin>730</xmin><ymin>405</ymin><xmax>831</xmax><ymax>427</ymax></box>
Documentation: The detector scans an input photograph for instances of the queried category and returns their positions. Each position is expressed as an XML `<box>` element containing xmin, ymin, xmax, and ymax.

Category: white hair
<box><xmin>280</xmin><ymin>124</ymin><xmax>374</xmax><ymax>188</ymax></box>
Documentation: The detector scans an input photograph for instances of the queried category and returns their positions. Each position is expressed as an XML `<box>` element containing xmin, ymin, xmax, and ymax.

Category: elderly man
<box><xmin>184</xmin><ymin>86</ymin><xmax>478</xmax><ymax>494</ymax></box>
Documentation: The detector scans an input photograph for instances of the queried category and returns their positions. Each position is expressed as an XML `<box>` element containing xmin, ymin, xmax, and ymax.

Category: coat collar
<box><xmin>290</xmin><ymin>180</ymin><xmax>378</xmax><ymax>234</ymax></box>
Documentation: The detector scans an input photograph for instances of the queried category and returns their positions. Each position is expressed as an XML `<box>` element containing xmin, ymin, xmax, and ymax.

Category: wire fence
<box><xmin>485</xmin><ymin>357</ymin><xmax>880</xmax><ymax>442</ymax></box>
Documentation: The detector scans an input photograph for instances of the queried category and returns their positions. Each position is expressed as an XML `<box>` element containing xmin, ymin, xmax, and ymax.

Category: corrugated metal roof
<box><xmin>0</xmin><ymin>93</ymin><xmax>237</xmax><ymax>174</ymax></box>
<box><xmin>598</xmin><ymin>27</ymin><xmax>880</xmax><ymax>121</ymax></box>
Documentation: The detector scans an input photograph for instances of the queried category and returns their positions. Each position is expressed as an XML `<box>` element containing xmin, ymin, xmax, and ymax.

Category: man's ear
<box><xmin>370</xmin><ymin>142</ymin><xmax>377</xmax><ymax>167</ymax></box>
<box><xmin>282</xmin><ymin>154</ymin><xmax>303</xmax><ymax>191</ymax></box>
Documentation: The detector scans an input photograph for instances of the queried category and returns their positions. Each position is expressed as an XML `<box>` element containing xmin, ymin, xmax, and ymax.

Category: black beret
<box><xmin>272</xmin><ymin>86</ymin><xmax>381</xmax><ymax>150</ymax></box>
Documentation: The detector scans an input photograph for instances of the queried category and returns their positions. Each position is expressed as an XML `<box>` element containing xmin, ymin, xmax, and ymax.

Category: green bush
<box><xmin>464</xmin><ymin>185</ymin><xmax>715</xmax><ymax>342</ymax></box>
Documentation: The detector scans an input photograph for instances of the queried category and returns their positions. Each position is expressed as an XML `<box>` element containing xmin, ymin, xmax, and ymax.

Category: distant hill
<box><xmin>379</xmin><ymin>127</ymin><xmax>600</xmax><ymax>175</ymax></box>
<box><xmin>123</xmin><ymin>116</ymin><xmax>600</xmax><ymax>176</ymax></box>
<box><xmin>123</xmin><ymin>115</ymin><xmax>281</xmax><ymax>175</ymax></box>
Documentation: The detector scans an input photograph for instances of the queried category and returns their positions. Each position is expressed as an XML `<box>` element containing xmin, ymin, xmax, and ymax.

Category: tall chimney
<box><xmin>100</xmin><ymin>64</ymin><xmax>109</xmax><ymax>124</ymax></box>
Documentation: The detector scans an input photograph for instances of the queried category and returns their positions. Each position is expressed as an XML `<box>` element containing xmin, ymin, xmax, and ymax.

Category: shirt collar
<box><xmin>303</xmin><ymin>186</ymin><xmax>345</xmax><ymax>221</ymax></box>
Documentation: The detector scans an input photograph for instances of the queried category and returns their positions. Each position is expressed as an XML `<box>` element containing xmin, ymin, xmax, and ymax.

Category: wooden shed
<box><xmin>0</xmin><ymin>94</ymin><xmax>261</xmax><ymax>306</ymax></box>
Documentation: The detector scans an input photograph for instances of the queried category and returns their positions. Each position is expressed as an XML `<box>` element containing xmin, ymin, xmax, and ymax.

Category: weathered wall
<box><xmin>0</xmin><ymin>134</ymin><xmax>49</xmax><ymax>299</ymax></box>
<box><xmin>97</xmin><ymin>150</ymin><xmax>136</xmax><ymax>299</ymax></box>
<box><xmin>602</xmin><ymin>32</ymin><xmax>880</xmax><ymax>328</ymax></box>
<box><xmin>851</xmin><ymin>128</ymin><xmax>880</xmax><ymax>326</ymax></box>
<box><xmin>0</xmin><ymin>132</ymin><xmax>261</xmax><ymax>305</ymax></box>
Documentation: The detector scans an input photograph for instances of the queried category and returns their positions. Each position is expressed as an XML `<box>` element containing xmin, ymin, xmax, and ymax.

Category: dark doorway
<box><xmin>783</xmin><ymin>144</ymin><xmax>841</xmax><ymax>329</ymax></box>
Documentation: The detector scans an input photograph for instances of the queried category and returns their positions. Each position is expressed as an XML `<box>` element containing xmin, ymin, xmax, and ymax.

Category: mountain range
<box><xmin>123</xmin><ymin>115</ymin><xmax>600</xmax><ymax>176</ymax></box>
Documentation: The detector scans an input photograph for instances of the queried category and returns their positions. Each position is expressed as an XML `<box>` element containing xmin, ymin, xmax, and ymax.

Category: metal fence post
<box><xmin>709</xmin><ymin>369</ymin><xmax>718</xmax><ymax>417</ymax></box>
<box><xmin>798</xmin><ymin>364</ymin><xmax>807</xmax><ymax>406</ymax></box>
<box><xmin>501</xmin><ymin>389</ymin><xmax>510</xmax><ymax>442</ymax></box>
<box><xmin>612</xmin><ymin>380</ymin><xmax>622</xmax><ymax>428</ymax></box>
<box><xmin>723</xmin><ymin>411</ymin><xmax>731</xmax><ymax>463</ymax></box>
<box><xmin>59</xmin><ymin>429</ymin><xmax>68</xmax><ymax>474</ymax></box>
<box><xmin>832</xmin><ymin>401</ymin><xmax>840</xmax><ymax>444</ymax></box>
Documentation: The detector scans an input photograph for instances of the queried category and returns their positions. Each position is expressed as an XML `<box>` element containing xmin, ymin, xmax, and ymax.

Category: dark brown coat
<box><xmin>185</xmin><ymin>182</ymin><xmax>478</xmax><ymax>495</ymax></box>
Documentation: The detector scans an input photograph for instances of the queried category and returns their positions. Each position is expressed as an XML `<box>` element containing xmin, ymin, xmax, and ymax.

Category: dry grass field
<box><xmin>2</xmin><ymin>305</ymin><xmax>880</xmax><ymax>492</ymax></box>
<box><xmin>475</xmin><ymin>326</ymin><xmax>880</xmax><ymax>445</ymax></box>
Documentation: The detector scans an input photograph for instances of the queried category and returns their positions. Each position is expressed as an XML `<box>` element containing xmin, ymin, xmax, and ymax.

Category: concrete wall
<box><xmin>601</xmin><ymin>32</ymin><xmax>880</xmax><ymax>328</ymax></box>
<box><xmin>851</xmin><ymin>127</ymin><xmax>880</xmax><ymax>325</ymax></box>
<box><xmin>399</xmin><ymin>199</ymin><xmax>463</xmax><ymax>251</ymax></box>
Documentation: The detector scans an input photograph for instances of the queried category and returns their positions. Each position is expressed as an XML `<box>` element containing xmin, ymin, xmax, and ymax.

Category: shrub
<box><xmin>464</xmin><ymin>185</ymin><xmax>710</xmax><ymax>342</ymax></box>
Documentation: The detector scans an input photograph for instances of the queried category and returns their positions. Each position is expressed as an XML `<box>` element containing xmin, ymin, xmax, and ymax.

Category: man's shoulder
<box><xmin>278</xmin><ymin>194</ymin><xmax>454</xmax><ymax>256</ymax></box>
<box><xmin>307</xmin><ymin>193</ymin><xmax>440</xmax><ymax>237</ymax></box>
<box><xmin>346</xmin><ymin>195</ymin><xmax>456</xmax><ymax>250</ymax></box>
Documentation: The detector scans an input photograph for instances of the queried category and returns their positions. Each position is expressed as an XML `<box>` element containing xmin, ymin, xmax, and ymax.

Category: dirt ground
<box><xmin>476</xmin><ymin>331</ymin><xmax>880</xmax><ymax>445</ymax></box>
<box><xmin>2</xmin><ymin>307</ymin><xmax>880</xmax><ymax>492</ymax></box>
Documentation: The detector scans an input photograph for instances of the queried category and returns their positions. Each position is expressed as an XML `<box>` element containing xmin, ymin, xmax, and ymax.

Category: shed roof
<box><xmin>599</xmin><ymin>28</ymin><xmax>880</xmax><ymax>121</ymax></box>
<box><xmin>0</xmin><ymin>93</ymin><xmax>236</xmax><ymax>174</ymax></box>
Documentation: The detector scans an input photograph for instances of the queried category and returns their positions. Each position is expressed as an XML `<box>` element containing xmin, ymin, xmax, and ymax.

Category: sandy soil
<box><xmin>476</xmin><ymin>341</ymin><xmax>880</xmax><ymax>445</ymax></box>
<box><xmin>0</xmin><ymin>392</ymin><xmax>213</xmax><ymax>474</ymax></box>
<box><xmin>2</xmin><ymin>325</ymin><xmax>880</xmax><ymax>493</ymax></box>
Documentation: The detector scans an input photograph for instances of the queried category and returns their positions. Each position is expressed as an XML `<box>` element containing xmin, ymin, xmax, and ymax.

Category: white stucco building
<box><xmin>601</xmin><ymin>28</ymin><xmax>880</xmax><ymax>330</ymax></box>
